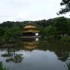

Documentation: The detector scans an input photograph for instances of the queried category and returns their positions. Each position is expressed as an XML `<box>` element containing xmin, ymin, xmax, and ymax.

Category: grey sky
<box><xmin>0</xmin><ymin>0</ymin><xmax>70</xmax><ymax>23</ymax></box>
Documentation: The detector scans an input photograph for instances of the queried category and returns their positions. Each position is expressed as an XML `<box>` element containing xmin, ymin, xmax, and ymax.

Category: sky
<box><xmin>0</xmin><ymin>0</ymin><xmax>70</xmax><ymax>23</ymax></box>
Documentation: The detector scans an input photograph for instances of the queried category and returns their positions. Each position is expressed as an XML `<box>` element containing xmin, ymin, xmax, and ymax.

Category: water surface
<box><xmin>0</xmin><ymin>38</ymin><xmax>70</xmax><ymax>70</ymax></box>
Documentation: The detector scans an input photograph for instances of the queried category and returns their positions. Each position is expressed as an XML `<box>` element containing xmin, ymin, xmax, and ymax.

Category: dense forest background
<box><xmin>0</xmin><ymin>17</ymin><xmax>70</xmax><ymax>47</ymax></box>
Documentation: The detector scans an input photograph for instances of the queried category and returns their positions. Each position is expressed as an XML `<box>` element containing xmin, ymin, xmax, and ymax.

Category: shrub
<box><xmin>61</xmin><ymin>35</ymin><xmax>70</xmax><ymax>42</ymax></box>
<box><xmin>0</xmin><ymin>62</ymin><xmax>8</xmax><ymax>70</ymax></box>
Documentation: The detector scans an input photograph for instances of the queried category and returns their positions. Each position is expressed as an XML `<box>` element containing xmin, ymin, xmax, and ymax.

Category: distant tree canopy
<box><xmin>0</xmin><ymin>17</ymin><xmax>70</xmax><ymax>42</ymax></box>
<box><xmin>58</xmin><ymin>0</ymin><xmax>70</xmax><ymax>14</ymax></box>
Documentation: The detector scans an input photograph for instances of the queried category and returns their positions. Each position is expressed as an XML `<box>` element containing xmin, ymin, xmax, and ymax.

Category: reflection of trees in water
<box><xmin>38</xmin><ymin>40</ymin><xmax>70</xmax><ymax>62</ymax></box>
<box><xmin>1</xmin><ymin>48</ymin><xmax>14</xmax><ymax>57</ymax></box>
<box><xmin>67</xmin><ymin>63</ymin><xmax>70</xmax><ymax>70</ymax></box>
<box><xmin>6</xmin><ymin>54</ymin><xmax>23</xmax><ymax>63</ymax></box>
<box><xmin>0</xmin><ymin>38</ymin><xmax>70</xmax><ymax>63</ymax></box>
<box><xmin>66</xmin><ymin>52</ymin><xmax>70</xmax><ymax>70</ymax></box>
<box><xmin>38</xmin><ymin>40</ymin><xmax>70</xmax><ymax>70</ymax></box>
<box><xmin>56</xmin><ymin>50</ymin><xmax>69</xmax><ymax>61</ymax></box>
<box><xmin>1</xmin><ymin>48</ymin><xmax>23</xmax><ymax>63</ymax></box>
<box><xmin>22</xmin><ymin>38</ymin><xmax>70</xmax><ymax>62</ymax></box>
<box><xmin>0</xmin><ymin>38</ymin><xmax>70</xmax><ymax>70</ymax></box>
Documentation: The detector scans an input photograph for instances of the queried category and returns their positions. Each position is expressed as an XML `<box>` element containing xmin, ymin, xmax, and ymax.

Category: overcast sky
<box><xmin>0</xmin><ymin>0</ymin><xmax>70</xmax><ymax>23</ymax></box>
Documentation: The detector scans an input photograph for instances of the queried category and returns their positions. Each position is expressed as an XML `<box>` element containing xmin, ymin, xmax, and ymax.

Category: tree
<box><xmin>67</xmin><ymin>21</ymin><xmax>70</xmax><ymax>35</ymax></box>
<box><xmin>3</xmin><ymin>26</ymin><xmax>21</xmax><ymax>44</ymax></box>
<box><xmin>0</xmin><ymin>28</ymin><xmax>5</xmax><ymax>38</ymax></box>
<box><xmin>58</xmin><ymin>0</ymin><xmax>70</xmax><ymax>14</ymax></box>
<box><xmin>54</xmin><ymin>17</ymin><xmax>68</xmax><ymax>35</ymax></box>
<box><xmin>45</xmin><ymin>25</ymin><xmax>56</xmax><ymax>36</ymax></box>
<box><xmin>0</xmin><ymin>28</ymin><xmax>5</xmax><ymax>45</ymax></box>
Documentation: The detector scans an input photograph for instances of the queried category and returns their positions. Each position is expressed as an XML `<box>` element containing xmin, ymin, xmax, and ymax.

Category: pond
<box><xmin>0</xmin><ymin>38</ymin><xmax>70</xmax><ymax>70</ymax></box>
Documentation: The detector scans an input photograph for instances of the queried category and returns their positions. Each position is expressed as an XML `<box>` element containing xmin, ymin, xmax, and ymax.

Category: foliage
<box><xmin>67</xmin><ymin>63</ymin><xmax>70</xmax><ymax>70</ymax></box>
<box><xmin>39</xmin><ymin>17</ymin><xmax>70</xmax><ymax>40</ymax></box>
<box><xmin>58</xmin><ymin>0</ymin><xmax>70</xmax><ymax>14</ymax></box>
<box><xmin>61</xmin><ymin>35</ymin><xmax>70</xmax><ymax>42</ymax></box>
<box><xmin>54</xmin><ymin>17</ymin><xmax>68</xmax><ymax>35</ymax></box>
<box><xmin>0</xmin><ymin>62</ymin><xmax>8</xmax><ymax>70</ymax></box>
<box><xmin>44</xmin><ymin>25</ymin><xmax>56</xmax><ymax>36</ymax></box>
<box><xmin>0</xmin><ymin>16</ymin><xmax>70</xmax><ymax>45</ymax></box>
<box><xmin>0</xmin><ymin>24</ymin><xmax>23</xmax><ymax>46</ymax></box>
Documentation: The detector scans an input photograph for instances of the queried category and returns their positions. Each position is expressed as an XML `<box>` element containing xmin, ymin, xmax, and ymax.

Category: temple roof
<box><xmin>23</xmin><ymin>23</ymin><xmax>39</xmax><ymax>32</ymax></box>
<box><xmin>24</xmin><ymin>24</ymin><xmax>37</xmax><ymax>29</ymax></box>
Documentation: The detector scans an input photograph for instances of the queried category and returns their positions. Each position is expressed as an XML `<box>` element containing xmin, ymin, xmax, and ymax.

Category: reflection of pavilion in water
<box><xmin>22</xmin><ymin>38</ymin><xmax>39</xmax><ymax>50</ymax></box>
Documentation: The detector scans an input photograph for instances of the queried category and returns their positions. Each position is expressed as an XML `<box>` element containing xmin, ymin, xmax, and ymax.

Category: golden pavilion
<box><xmin>22</xmin><ymin>23</ymin><xmax>39</xmax><ymax>37</ymax></box>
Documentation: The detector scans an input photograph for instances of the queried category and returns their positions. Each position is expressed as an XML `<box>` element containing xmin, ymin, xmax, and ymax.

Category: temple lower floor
<box><xmin>22</xmin><ymin>32</ymin><xmax>38</xmax><ymax>36</ymax></box>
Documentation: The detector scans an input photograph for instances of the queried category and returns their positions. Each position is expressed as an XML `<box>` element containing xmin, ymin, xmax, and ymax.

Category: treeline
<box><xmin>38</xmin><ymin>17</ymin><xmax>70</xmax><ymax>37</ymax></box>
<box><xmin>0</xmin><ymin>21</ymin><xmax>23</xmax><ymax>46</ymax></box>
<box><xmin>0</xmin><ymin>16</ymin><xmax>70</xmax><ymax>45</ymax></box>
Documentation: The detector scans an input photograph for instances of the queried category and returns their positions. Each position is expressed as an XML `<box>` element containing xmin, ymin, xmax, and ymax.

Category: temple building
<box><xmin>22</xmin><ymin>23</ymin><xmax>40</xmax><ymax>38</ymax></box>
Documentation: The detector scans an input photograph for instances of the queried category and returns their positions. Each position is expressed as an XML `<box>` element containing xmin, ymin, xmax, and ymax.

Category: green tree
<box><xmin>54</xmin><ymin>17</ymin><xmax>68</xmax><ymax>36</ymax></box>
<box><xmin>3</xmin><ymin>26</ymin><xmax>21</xmax><ymax>43</ymax></box>
<box><xmin>0</xmin><ymin>28</ymin><xmax>5</xmax><ymax>38</ymax></box>
<box><xmin>58</xmin><ymin>0</ymin><xmax>70</xmax><ymax>14</ymax></box>
<box><xmin>45</xmin><ymin>25</ymin><xmax>56</xmax><ymax>36</ymax></box>
<box><xmin>0</xmin><ymin>28</ymin><xmax>5</xmax><ymax>45</ymax></box>
<box><xmin>67</xmin><ymin>21</ymin><xmax>70</xmax><ymax>35</ymax></box>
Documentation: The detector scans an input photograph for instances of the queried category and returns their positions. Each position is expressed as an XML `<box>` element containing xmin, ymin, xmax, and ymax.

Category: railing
<box><xmin>20</xmin><ymin>36</ymin><xmax>41</xmax><ymax>38</ymax></box>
